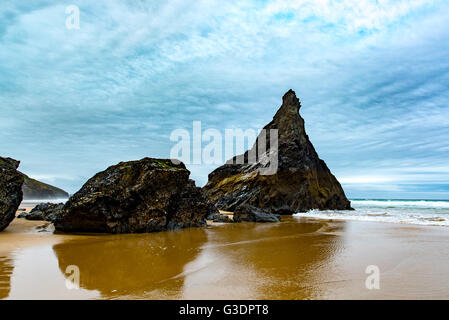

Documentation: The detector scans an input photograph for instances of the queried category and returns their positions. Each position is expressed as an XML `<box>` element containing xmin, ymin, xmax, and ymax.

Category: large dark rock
<box><xmin>234</xmin><ymin>204</ymin><xmax>281</xmax><ymax>223</ymax></box>
<box><xmin>21</xmin><ymin>175</ymin><xmax>69</xmax><ymax>200</ymax></box>
<box><xmin>203</xmin><ymin>90</ymin><xmax>352</xmax><ymax>214</ymax></box>
<box><xmin>0</xmin><ymin>157</ymin><xmax>24</xmax><ymax>231</ymax></box>
<box><xmin>54</xmin><ymin>158</ymin><xmax>218</xmax><ymax>234</ymax></box>
<box><xmin>18</xmin><ymin>202</ymin><xmax>64</xmax><ymax>222</ymax></box>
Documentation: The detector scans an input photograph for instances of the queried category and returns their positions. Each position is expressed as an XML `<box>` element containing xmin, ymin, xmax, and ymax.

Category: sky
<box><xmin>1</xmin><ymin>0</ymin><xmax>449</xmax><ymax>199</ymax></box>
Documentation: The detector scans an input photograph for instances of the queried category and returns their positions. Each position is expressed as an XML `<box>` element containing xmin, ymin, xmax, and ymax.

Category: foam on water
<box><xmin>351</xmin><ymin>199</ymin><xmax>449</xmax><ymax>209</ymax></box>
<box><xmin>294</xmin><ymin>199</ymin><xmax>449</xmax><ymax>227</ymax></box>
<box><xmin>21</xmin><ymin>199</ymin><xmax>68</xmax><ymax>205</ymax></box>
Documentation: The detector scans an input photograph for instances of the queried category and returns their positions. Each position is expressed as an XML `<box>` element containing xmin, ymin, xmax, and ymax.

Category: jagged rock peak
<box><xmin>0</xmin><ymin>157</ymin><xmax>20</xmax><ymax>170</ymax></box>
<box><xmin>282</xmin><ymin>89</ymin><xmax>301</xmax><ymax>111</ymax></box>
<box><xmin>271</xmin><ymin>89</ymin><xmax>302</xmax><ymax>122</ymax></box>
<box><xmin>267</xmin><ymin>89</ymin><xmax>306</xmax><ymax>143</ymax></box>
<box><xmin>203</xmin><ymin>90</ymin><xmax>352</xmax><ymax>214</ymax></box>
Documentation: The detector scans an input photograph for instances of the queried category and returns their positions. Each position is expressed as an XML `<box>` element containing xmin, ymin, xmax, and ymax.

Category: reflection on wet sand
<box><xmin>53</xmin><ymin>217</ymin><xmax>343</xmax><ymax>299</ymax></box>
<box><xmin>4</xmin><ymin>216</ymin><xmax>449</xmax><ymax>299</ymax></box>
<box><xmin>0</xmin><ymin>256</ymin><xmax>13</xmax><ymax>299</ymax></box>
<box><xmin>53</xmin><ymin>229</ymin><xmax>208</xmax><ymax>299</ymax></box>
<box><xmin>182</xmin><ymin>218</ymin><xmax>344</xmax><ymax>299</ymax></box>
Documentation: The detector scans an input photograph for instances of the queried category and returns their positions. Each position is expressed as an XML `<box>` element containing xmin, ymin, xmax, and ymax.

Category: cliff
<box><xmin>21</xmin><ymin>174</ymin><xmax>69</xmax><ymax>200</ymax></box>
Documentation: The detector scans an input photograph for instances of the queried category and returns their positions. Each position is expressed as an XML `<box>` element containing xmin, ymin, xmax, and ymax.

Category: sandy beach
<box><xmin>1</xmin><ymin>204</ymin><xmax>449</xmax><ymax>300</ymax></box>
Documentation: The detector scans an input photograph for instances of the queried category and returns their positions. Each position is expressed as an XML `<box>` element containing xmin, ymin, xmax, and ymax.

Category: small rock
<box><xmin>233</xmin><ymin>204</ymin><xmax>281</xmax><ymax>223</ymax></box>
<box><xmin>19</xmin><ymin>202</ymin><xmax>64</xmax><ymax>222</ymax></box>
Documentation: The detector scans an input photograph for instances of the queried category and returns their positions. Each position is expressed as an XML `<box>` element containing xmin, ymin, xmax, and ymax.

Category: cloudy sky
<box><xmin>1</xmin><ymin>0</ymin><xmax>449</xmax><ymax>199</ymax></box>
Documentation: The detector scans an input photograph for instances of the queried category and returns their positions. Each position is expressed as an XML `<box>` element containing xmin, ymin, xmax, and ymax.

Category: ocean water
<box><xmin>294</xmin><ymin>199</ymin><xmax>449</xmax><ymax>227</ymax></box>
<box><xmin>20</xmin><ymin>199</ymin><xmax>449</xmax><ymax>227</ymax></box>
<box><xmin>21</xmin><ymin>199</ymin><xmax>68</xmax><ymax>205</ymax></box>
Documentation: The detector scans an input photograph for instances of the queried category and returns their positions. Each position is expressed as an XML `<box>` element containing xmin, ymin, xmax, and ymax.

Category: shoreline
<box><xmin>3</xmin><ymin>203</ymin><xmax>449</xmax><ymax>257</ymax></box>
<box><xmin>1</xmin><ymin>206</ymin><xmax>449</xmax><ymax>299</ymax></box>
<box><xmin>294</xmin><ymin>214</ymin><xmax>449</xmax><ymax>228</ymax></box>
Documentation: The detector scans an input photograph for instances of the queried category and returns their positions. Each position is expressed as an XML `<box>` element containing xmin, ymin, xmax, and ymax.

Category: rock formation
<box><xmin>21</xmin><ymin>175</ymin><xmax>69</xmax><ymax>200</ymax></box>
<box><xmin>233</xmin><ymin>204</ymin><xmax>281</xmax><ymax>223</ymax></box>
<box><xmin>18</xmin><ymin>202</ymin><xmax>64</xmax><ymax>222</ymax></box>
<box><xmin>54</xmin><ymin>158</ymin><xmax>218</xmax><ymax>233</ymax></box>
<box><xmin>203</xmin><ymin>90</ymin><xmax>352</xmax><ymax>214</ymax></box>
<box><xmin>0</xmin><ymin>157</ymin><xmax>24</xmax><ymax>231</ymax></box>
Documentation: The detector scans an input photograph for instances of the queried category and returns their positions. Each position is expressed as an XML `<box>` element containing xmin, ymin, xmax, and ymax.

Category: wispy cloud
<box><xmin>0</xmin><ymin>0</ymin><xmax>448</xmax><ymax>198</ymax></box>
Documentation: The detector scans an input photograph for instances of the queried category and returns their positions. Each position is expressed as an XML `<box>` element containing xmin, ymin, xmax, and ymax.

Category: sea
<box><xmin>294</xmin><ymin>199</ymin><xmax>449</xmax><ymax>226</ymax></box>
<box><xmin>21</xmin><ymin>199</ymin><xmax>449</xmax><ymax>227</ymax></box>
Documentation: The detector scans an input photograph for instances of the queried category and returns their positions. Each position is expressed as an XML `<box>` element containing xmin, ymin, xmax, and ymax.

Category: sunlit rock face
<box><xmin>203</xmin><ymin>90</ymin><xmax>352</xmax><ymax>214</ymax></box>
<box><xmin>55</xmin><ymin>158</ymin><xmax>218</xmax><ymax>234</ymax></box>
<box><xmin>0</xmin><ymin>157</ymin><xmax>24</xmax><ymax>232</ymax></box>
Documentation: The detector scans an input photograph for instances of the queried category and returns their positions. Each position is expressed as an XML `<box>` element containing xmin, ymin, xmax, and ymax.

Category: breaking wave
<box><xmin>294</xmin><ymin>199</ymin><xmax>449</xmax><ymax>227</ymax></box>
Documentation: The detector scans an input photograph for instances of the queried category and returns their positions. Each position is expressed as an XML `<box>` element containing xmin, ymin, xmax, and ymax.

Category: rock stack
<box><xmin>203</xmin><ymin>90</ymin><xmax>352</xmax><ymax>214</ymax></box>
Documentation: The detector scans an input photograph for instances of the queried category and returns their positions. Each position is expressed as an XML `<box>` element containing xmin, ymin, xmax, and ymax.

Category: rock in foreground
<box><xmin>54</xmin><ymin>158</ymin><xmax>218</xmax><ymax>233</ymax></box>
<box><xmin>18</xmin><ymin>202</ymin><xmax>64</xmax><ymax>222</ymax></box>
<box><xmin>203</xmin><ymin>90</ymin><xmax>352</xmax><ymax>214</ymax></box>
<box><xmin>0</xmin><ymin>157</ymin><xmax>24</xmax><ymax>231</ymax></box>
<box><xmin>233</xmin><ymin>204</ymin><xmax>281</xmax><ymax>223</ymax></box>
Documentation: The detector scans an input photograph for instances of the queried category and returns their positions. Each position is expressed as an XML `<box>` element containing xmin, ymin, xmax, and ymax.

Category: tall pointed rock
<box><xmin>203</xmin><ymin>90</ymin><xmax>352</xmax><ymax>214</ymax></box>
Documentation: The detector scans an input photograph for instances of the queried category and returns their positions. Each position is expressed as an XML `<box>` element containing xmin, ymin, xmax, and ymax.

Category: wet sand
<box><xmin>1</xmin><ymin>206</ymin><xmax>449</xmax><ymax>300</ymax></box>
